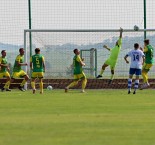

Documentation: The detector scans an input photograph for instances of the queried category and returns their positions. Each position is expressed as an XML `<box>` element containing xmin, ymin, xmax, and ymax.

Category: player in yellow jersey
<box><xmin>30</xmin><ymin>48</ymin><xmax>45</xmax><ymax>94</ymax></box>
<box><xmin>65</xmin><ymin>48</ymin><xmax>87</xmax><ymax>93</ymax></box>
<box><xmin>0</xmin><ymin>50</ymin><xmax>11</xmax><ymax>91</ymax></box>
<box><xmin>12</xmin><ymin>48</ymin><xmax>29</xmax><ymax>91</ymax></box>
<box><xmin>96</xmin><ymin>27</ymin><xmax>123</xmax><ymax>84</ymax></box>
<box><xmin>140</xmin><ymin>39</ymin><xmax>154</xmax><ymax>89</ymax></box>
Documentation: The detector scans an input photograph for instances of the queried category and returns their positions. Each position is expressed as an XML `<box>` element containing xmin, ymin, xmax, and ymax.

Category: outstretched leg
<box><xmin>96</xmin><ymin>63</ymin><xmax>109</xmax><ymax>78</ymax></box>
<box><xmin>65</xmin><ymin>80</ymin><xmax>79</xmax><ymax>92</ymax></box>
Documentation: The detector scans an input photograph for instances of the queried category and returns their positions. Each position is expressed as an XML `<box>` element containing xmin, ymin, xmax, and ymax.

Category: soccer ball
<box><xmin>134</xmin><ymin>25</ymin><xmax>139</xmax><ymax>31</ymax></box>
<box><xmin>47</xmin><ymin>85</ymin><xmax>53</xmax><ymax>90</ymax></box>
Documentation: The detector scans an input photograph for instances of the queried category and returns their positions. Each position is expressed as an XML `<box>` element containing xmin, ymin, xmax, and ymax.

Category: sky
<box><xmin>0</xmin><ymin>0</ymin><xmax>155</xmax><ymax>45</ymax></box>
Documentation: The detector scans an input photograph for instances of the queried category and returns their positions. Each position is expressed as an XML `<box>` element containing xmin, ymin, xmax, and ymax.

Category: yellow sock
<box><xmin>39</xmin><ymin>81</ymin><xmax>43</xmax><ymax>93</ymax></box>
<box><xmin>20</xmin><ymin>79</ymin><xmax>26</xmax><ymax>87</ymax></box>
<box><xmin>67</xmin><ymin>81</ymin><xmax>78</xmax><ymax>89</ymax></box>
<box><xmin>82</xmin><ymin>79</ymin><xmax>87</xmax><ymax>89</ymax></box>
<box><xmin>31</xmin><ymin>81</ymin><xmax>35</xmax><ymax>90</ymax></box>
<box><xmin>142</xmin><ymin>71</ymin><xmax>147</xmax><ymax>83</ymax></box>
<box><xmin>4</xmin><ymin>80</ymin><xmax>11</xmax><ymax>89</ymax></box>
<box><xmin>100</xmin><ymin>69</ymin><xmax>104</xmax><ymax>75</ymax></box>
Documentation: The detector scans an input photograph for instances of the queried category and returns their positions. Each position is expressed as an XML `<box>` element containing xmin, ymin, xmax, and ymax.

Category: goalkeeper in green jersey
<box><xmin>65</xmin><ymin>48</ymin><xmax>87</xmax><ymax>93</ymax></box>
<box><xmin>30</xmin><ymin>48</ymin><xmax>45</xmax><ymax>94</ymax></box>
<box><xmin>0</xmin><ymin>50</ymin><xmax>11</xmax><ymax>91</ymax></box>
<box><xmin>96</xmin><ymin>27</ymin><xmax>123</xmax><ymax>84</ymax></box>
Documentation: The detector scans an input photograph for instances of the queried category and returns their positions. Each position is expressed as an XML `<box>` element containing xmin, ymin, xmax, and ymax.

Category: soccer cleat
<box><xmin>18</xmin><ymin>86</ymin><xmax>25</xmax><ymax>92</ymax></box>
<box><xmin>6</xmin><ymin>88</ymin><xmax>11</xmax><ymax>91</ymax></box>
<box><xmin>1</xmin><ymin>88</ymin><xmax>5</xmax><ymax>92</ymax></box>
<box><xmin>108</xmin><ymin>79</ymin><xmax>113</xmax><ymax>85</ymax></box>
<box><xmin>33</xmin><ymin>89</ymin><xmax>36</xmax><ymax>94</ymax></box>
<box><xmin>65</xmin><ymin>87</ymin><xmax>68</xmax><ymax>93</ymax></box>
<box><xmin>81</xmin><ymin>90</ymin><xmax>85</xmax><ymax>93</ymax></box>
<box><xmin>140</xmin><ymin>83</ymin><xmax>150</xmax><ymax>90</ymax></box>
<box><xmin>133</xmin><ymin>91</ymin><xmax>136</xmax><ymax>94</ymax></box>
<box><xmin>96</xmin><ymin>75</ymin><xmax>102</xmax><ymax>79</ymax></box>
<box><xmin>128</xmin><ymin>90</ymin><xmax>131</xmax><ymax>94</ymax></box>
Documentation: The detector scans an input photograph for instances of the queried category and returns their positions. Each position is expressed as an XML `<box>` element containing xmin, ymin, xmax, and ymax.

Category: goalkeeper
<box><xmin>96</xmin><ymin>27</ymin><xmax>123</xmax><ymax>84</ymax></box>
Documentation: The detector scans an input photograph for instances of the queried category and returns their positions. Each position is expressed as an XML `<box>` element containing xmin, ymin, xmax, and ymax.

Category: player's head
<box><xmin>144</xmin><ymin>39</ymin><xmax>149</xmax><ymax>45</ymax></box>
<box><xmin>35</xmin><ymin>48</ymin><xmax>40</xmax><ymax>54</ymax></box>
<box><xmin>134</xmin><ymin>43</ymin><xmax>139</xmax><ymax>50</ymax></box>
<box><xmin>1</xmin><ymin>50</ymin><xmax>6</xmax><ymax>57</ymax></box>
<box><xmin>73</xmin><ymin>48</ymin><xmax>80</xmax><ymax>55</ymax></box>
<box><xmin>19</xmin><ymin>48</ymin><xmax>25</xmax><ymax>55</ymax></box>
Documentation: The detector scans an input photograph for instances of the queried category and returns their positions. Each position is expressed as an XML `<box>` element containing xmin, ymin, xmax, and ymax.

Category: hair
<box><xmin>1</xmin><ymin>50</ymin><xmax>6</xmax><ymax>54</ymax></box>
<box><xmin>144</xmin><ymin>39</ymin><xmax>149</xmax><ymax>45</ymax></box>
<box><xmin>19</xmin><ymin>48</ymin><xmax>24</xmax><ymax>52</ymax></box>
<box><xmin>73</xmin><ymin>48</ymin><xmax>78</xmax><ymax>54</ymax></box>
<box><xmin>134</xmin><ymin>43</ymin><xmax>139</xmax><ymax>49</ymax></box>
<box><xmin>35</xmin><ymin>48</ymin><xmax>40</xmax><ymax>53</ymax></box>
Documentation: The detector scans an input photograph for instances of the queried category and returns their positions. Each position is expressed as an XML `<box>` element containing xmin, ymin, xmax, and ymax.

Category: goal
<box><xmin>24</xmin><ymin>29</ymin><xmax>155</xmax><ymax>79</ymax></box>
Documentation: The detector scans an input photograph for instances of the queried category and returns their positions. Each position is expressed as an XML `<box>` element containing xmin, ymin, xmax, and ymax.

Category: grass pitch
<box><xmin>0</xmin><ymin>89</ymin><xmax>155</xmax><ymax>145</ymax></box>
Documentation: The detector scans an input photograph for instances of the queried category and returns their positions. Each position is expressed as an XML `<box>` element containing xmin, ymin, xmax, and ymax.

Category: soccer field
<box><xmin>0</xmin><ymin>89</ymin><xmax>155</xmax><ymax>145</ymax></box>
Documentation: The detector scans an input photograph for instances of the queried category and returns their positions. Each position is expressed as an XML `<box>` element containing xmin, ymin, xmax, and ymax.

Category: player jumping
<box><xmin>96</xmin><ymin>27</ymin><xmax>123</xmax><ymax>84</ymax></box>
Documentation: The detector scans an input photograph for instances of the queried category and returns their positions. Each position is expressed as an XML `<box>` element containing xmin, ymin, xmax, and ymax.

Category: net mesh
<box><xmin>25</xmin><ymin>30</ymin><xmax>155</xmax><ymax>79</ymax></box>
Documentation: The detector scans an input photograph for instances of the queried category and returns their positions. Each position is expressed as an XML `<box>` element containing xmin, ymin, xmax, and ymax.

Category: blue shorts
<box><xmin>129</xmin><ymin>68</ymin><xmax>141</xmax><ymax>76</ymax></box>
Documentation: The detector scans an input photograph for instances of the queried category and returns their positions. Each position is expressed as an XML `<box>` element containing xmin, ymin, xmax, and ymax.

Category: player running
<box><xmin>30</xmin><ymin>48</ymin><xmax>45</xmax><ymax>94</ymax></box>
<box><xmin>96</xmin><ymin>27</ymin><xmax>123</xmax><ymax>84</ymax></box>
<box><xmin>0</xmin><ymin>50</ymin><xmax>11</xmax><ymax>91</ymax></box>
<box><xmin>12</xmin><ymin>48</ymin><xmax>29</xmax><ymax>91</ymax></box>
<box><xmin>65</xmin><ymin>48</ymin><xmax>87</xmax><ymax>93</ymax></box>
<box><xmin>124</xmin><ymin>43</ymin><xmax>145</xmax><ymax>94</ymax></box>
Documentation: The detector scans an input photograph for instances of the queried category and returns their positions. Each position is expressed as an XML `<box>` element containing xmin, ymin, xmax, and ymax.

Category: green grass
<box><xmin>0</xmin><ymin>89</ymin><xmax>155</xmax><ymax>145</ymax></box>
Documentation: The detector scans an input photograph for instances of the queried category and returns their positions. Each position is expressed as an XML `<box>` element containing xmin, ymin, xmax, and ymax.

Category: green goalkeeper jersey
<box><xmin>109</xmin><ymin>38</ymin><xmax>122</xmax><ymax>60</ymax></box>
<box><xmin>0</xmin><ymin>57</ymin><xmax>8</xmax><ymax>72</ymax></box>
<box><xmin>13</xmin><ymin>55</ymin><xmax>24</xmax><ymax>72</ymax></box>
<box><xmin>30</xmin><ymin>54</ymin><xmax>44</xmax><ymax>72</ymax></box>
<box><xmin>73</xmin><ymin>55</ymin><xmax>83</xmax><ymax>75</ymax></box>
<box><xmin>144</xmin><ymin>44</ymin><xmax>154</xmax><ymax>64</ymax></box>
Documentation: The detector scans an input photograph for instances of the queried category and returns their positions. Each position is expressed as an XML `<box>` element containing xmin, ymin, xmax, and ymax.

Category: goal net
<box><xmin>24</xmin><ymin>29</ymin><xmax>155</xmax><ymax>79</ymax></box>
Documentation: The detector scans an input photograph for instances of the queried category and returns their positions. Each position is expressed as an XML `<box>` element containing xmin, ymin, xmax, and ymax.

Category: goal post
<box><xmin>24</xmin><ymin>29</ymin><xmax>155</xmax><ymax>79</ymax></box>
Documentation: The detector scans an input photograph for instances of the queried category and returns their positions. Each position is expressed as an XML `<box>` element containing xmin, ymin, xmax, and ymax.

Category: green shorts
<box><xmin>104</xmin><ymin>58</ymin><xmax>117</xmax><ymax>70</ymax></box>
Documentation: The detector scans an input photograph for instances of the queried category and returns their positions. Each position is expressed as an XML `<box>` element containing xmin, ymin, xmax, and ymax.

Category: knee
<box><xmin>111</xmin><ymin>70</ymin><xmax>114</xmax><ymax>74</ymax></box>
<box><xmin>102</xmin><ymin>65</ymin><xmax>106</xmax><ymax>70</ymax></box>
<box><xmin>25</xmin><ymin>75</ymin><xmax>29</xmax><ymax>81</ymax></box>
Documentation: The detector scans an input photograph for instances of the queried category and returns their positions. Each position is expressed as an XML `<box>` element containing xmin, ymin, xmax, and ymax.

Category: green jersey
<box><xmin>30</xmin><ymin>54</ymin><xmax>44</xmax><ymax>72</ymax></box>
<box><xmin>73</xmin><ymin>55</ymin><xmax>83</xmax><ymax>74</ymax></box>
<box><xmin>109</xmin><ymin>38</ymin><xmax>122</xmax><ymax>60</ymax></box>
<box><xmin>13</xmin><ymin>55</ymin><xmax>24</xmax><ymax>72</ymax></box>
<box><xmin>0</xmin><ymin>57</ymin><xmax>7</xmax><ymax>72</ymax></box>
<box><xmin>144</xmin><ymin>45</ymin><xmax>154</xmax><ymax>64</ymax></box>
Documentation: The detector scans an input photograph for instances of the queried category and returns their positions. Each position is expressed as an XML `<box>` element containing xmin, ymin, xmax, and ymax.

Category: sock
<box><xmin>4</xmin><ymin>80</ymin><xmax>11</xmax><ymax>89</ymax></box>
<box><xmin>100</xmin><ymin>69</ymin><xmax>104</xmax><ymax>76</ymax></box>
<box><xmin>31</xmin><ymin>81</ymin><xmax>35</xmax><ymax>90</ymax></box>
<box><xmin>82</xmin><ymin>79</ymin><xmax>87</xmax><ymax>90</ymax></box>
<box><xmin>20</xmin><ymin>79</ymin><xmax>26</xmax><ymax>87</ymax></box>
<box><xmin>39</xmin><ymin>81</ymin><xmax>43</xmax><ymax>93</ymax></box>
<box><xmin>128</xmin><ymin>78</ymin><xmax>132</xmax><ymax>91</ymax></box>
<box><xmin>142</xmin><ymin>71</ymin><xmax>147</xmax><ymax>83</ymax></box>
<box><xmin>134</xmin><ymin>80</ymin><xmax>139</xmax><ymax>91</ymax></box>
<box><xmin>67</xmin><ymin>81</ymin><xmax>78</xmax><ymax>89</ymax></box>
<box><xmin>110</xmin><ymin>74</ymin><xmax>114</xmax><ymax>80</ymax></box>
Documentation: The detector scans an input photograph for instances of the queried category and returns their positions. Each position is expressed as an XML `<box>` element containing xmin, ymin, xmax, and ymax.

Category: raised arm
<box><xmin>103</xmin><ymin>45</ymin><xmax>111</xmax><ymax>51</ymax></box>
<box><xmin>119</xmin><ymin>27</ymin><xmax>123</xmax><ymax>38</ymax></box>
